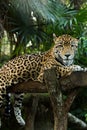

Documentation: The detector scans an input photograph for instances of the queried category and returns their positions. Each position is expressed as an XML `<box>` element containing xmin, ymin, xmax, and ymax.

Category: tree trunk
<box><xmin>53</xmin><ymin>113</ymin><xmax>68</xmax><ymax>130</ymax></box>
<box><xmin>7</xmin><ymin>69</ymin><xmax>87</xmax><ymax>130</ymax></box>
<box><xmin>25</xmin><ymin>95</ymin><xmax>39</xmax><ymax>130</ymax></box>
<box><xmin>44</xmin><ymin>68</ymin><xmax>68</xmax><ymax>130</ymax></box>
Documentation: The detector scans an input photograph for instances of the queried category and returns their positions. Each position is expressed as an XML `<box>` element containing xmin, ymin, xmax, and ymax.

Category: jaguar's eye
<box><xmin>71</xmin><ymin>40</ymin><xmax>78</xmax><ymax>48</ymax></box>
<box><xmin>71</xmin><ymin>44</ymin><xmax>75</xmax><ymax>47</ymax></box>
<box><xmin>58</xmin><ymin>44</ymin><xmax>63</xmax><ymax>48</ymax></box>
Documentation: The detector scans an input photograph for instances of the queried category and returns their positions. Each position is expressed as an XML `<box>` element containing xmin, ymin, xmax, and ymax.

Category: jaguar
<box><xmin>0</xmin><ymin>34</ymin><xmax>86</xmax><ymax>127</ymax></box>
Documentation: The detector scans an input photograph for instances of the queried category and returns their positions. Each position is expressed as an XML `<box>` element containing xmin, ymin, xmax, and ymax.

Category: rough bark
<box><xmin>44</xmin><ymin>68</ymin><xmax>67</xmax><ymax>130</ymax></box>
<box><xmin>43</xmin><ymin>68</ymin><xmax>81</xmax><ymax>130</ymax></box>
<box><xmin>60</xmin><ymin>71</ymin><xmax>87</xmax><ymax>91</ymax></box>
<box><xmin>24</xmin><ymin>95</ymin><xmax>39</xmax><ymax>130</ymax></box>
<box><xmin>7</xmin><ymin>70</ymin><xmax>87</xmax><ymax>130</ymax></box>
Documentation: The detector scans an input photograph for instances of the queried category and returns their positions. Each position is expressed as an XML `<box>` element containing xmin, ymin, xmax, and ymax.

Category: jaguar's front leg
<box><xmin>58</xmin><ymin>65</ymin><xmax>87</xmax><ymax>78</ymax></box>
<box><xmin>70</xmin><ymin>65</ymin><xmax>87</xmax><ymax>72</ymax></box>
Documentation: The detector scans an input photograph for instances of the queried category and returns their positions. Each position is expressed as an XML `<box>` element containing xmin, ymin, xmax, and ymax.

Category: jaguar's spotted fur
<box><xmin>0</xmin><ymin>34</ymin><xmax>86</xmax><ymax>127</ymax></box>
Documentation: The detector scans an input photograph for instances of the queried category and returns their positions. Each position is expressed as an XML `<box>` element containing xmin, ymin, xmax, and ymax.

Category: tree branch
<box><xmin>68</xmin><ymin>113</ymin><xmax>87</xmax><ymax>129</ymax></box>
<box><xmin>6</xmin><ymin>70</ymin><xmax>87</xmax><ymax>130</ymax></box>
<box><xmin>7</xmin><ymin>71</ymin><xmax>87</xmax><ymax>93</ymax></box>
<box><xmin>60</xmin><ymin>71</ymin><xmax>87</xmax><ymax>91</ymax></box>
<box><xmin>64</xmin><ymin>90</ymin><xmax>79</xmax><ymax>113</ymax></box>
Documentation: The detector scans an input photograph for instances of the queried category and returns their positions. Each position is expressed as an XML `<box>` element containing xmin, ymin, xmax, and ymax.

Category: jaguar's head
<box><xmin>52</xmin><ymin>34</ymin><xmax>78</xmax><ymax>66</ymax></box>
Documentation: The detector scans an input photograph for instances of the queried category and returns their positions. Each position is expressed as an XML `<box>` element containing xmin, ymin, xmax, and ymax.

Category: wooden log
<box><xmin>60</xmin><ymin>71</ymin><xmax>87</xmax><ymax>90</ymax></box>
<box><xmin>43</xmin><ymin>68</ymin><xmax>68</xmax><ymax>130</ymax></box>
<box><xmin>7</xmin><ymin>71</ymin><xmax>87</xmax><ymax>93</ymax></box>
<box><xmin>7</xmin><ymin>81</ymin><xmax>46</xmax><ymax>93</ymax></box>
<box><xmin>7</xmin><ymin>69</ymin><xmax>87</xmax><ymax>130</ymax></box>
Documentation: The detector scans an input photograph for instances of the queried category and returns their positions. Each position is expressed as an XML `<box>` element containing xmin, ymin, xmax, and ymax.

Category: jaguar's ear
<box><xmin>71</xmin><ymin>39</ymin><xmax>79</xmax><ymax>48</ymax></box>
<box><xmin>75</xmin><ymin>39</ymin><xmax>79</xmax><ymax>48</ymax></box>
<box><xmin>53</xmin><ymin>33</ymin><xmax>57</xmax><ymax>43</ymax></box>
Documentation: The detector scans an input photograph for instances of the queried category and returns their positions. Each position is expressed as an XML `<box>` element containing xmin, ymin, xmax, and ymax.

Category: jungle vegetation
<box><xmin>0</xmin><ymin>0</ymin><xmax>87</xmax><ymax>130</ymax></box>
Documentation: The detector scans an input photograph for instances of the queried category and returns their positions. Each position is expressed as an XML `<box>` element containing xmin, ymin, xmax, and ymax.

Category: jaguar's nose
<box><xmin>65</xmin><ymin>53</ymin><xmax>70</xmax><ymax>58</ymax></box>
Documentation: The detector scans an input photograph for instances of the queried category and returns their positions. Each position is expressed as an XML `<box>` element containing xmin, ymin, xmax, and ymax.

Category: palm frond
<box><xmin>6</xmin><ymin>0</ymin><xmax>87</xmax><ymax>46</ymax></box>
<box><xmin>75</xmin><ymin>37</ymin><xmax>87</xmax><ymax>66</ymax></box>
<box><xmin>8</xmin><ymin>0</ymin><xmax>78</xmax><ymax>40</ymax></box>
<box><xmin>76</xmin><ymin>5</ymin><xmax>87</xmax><ymax>23</ymax></box>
